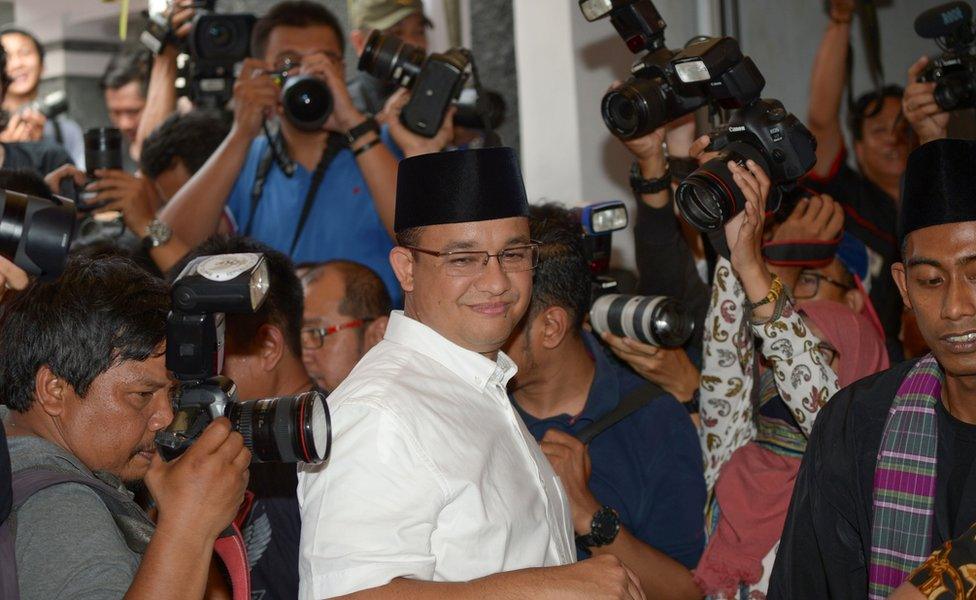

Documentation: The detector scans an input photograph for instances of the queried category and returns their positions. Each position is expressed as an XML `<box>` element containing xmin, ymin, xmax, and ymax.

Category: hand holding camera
<box><xmin>600</xmin><ymin>335</ymin><xmax>700</xmax><ymax>401</ymax></box>
<box><xmin>86</xmin><ymin>169</ymin><xmax>160</xmax><ymax>235</ymax></box>
<box><xmin>231</xmin><ymin>59</ymin><xmax>281</xmax><ymax>140</ymax></box>
<box><xmin>0</xmin><ymin>107</ymin><xmax>45</xmax><ymax>143</ymax></box>
<box><xmin>384</xmin><ymin>88</ymin><xmax>456</xmax><ymax>156</ymax></box>
<box><xmin>771</xmin><ymin>193</ymin><xmax>844</xmax><ymax>245</ymax></box>
<box><xmin>145</xmin><ymin>417</ymin><xmax>251</xmax><ymax>542</ymax></box>
<box><xmin>905</xmin><ymin>55</ymin><xmax>951</xmax><ymax>145</ymax></box>
<box><xmin>0</xmin><ymin>255</ymin><xmax>28</xmax><ymax>297</ymax></box>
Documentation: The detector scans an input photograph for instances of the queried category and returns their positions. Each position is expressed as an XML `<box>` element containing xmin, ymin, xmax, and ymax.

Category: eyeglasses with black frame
<box><xmin>301</xmin><ymin>319</ymin><xmax>374</xmax><ymax>349</ymax></box>
<box><xmin>793</xmin><ymin>270</ymin><xmax>854</xmax><ymax>300</ymax></box>
<box><xmin>404</xmin><ymin>242</ymin><xmax>542</xmax><ymax>278</ymax></box>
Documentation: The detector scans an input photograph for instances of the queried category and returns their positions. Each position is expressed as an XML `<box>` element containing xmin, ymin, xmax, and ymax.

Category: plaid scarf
<box><xmin>868</xmin><ymin>354</ymin><xmax>943</xmax><ymax>599</ymax></box>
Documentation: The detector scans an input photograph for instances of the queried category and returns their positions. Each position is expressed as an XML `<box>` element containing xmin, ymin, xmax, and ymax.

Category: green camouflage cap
<box><xmin>348</xmin><ymin>0</ymin><xmax>425</xmax><ymax>31</ymax></box>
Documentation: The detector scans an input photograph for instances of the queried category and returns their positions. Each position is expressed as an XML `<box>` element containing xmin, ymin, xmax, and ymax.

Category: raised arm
<box><xmin>807</xmin><ymin>0</ymin><xmax>855</xmax><ymax>177</ymax></box>
<box><xmin>158</xmin><ymin>59</ymin><xmax>278</xmax><ymax>247</ymax></box>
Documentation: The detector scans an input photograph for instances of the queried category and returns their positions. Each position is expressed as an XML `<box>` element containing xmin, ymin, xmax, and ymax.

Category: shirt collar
<box><xmin>384</xmin><ymin>311</ymin><xmax>517</xmax><ymax>392</ymax></box>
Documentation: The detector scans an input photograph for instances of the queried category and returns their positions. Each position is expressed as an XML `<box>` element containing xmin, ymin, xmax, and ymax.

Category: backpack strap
<box><xmin>214</xmin><ymin>523</ymin><xmax>251</xmax><ymax>600</ymax></box>
<box><xmin>0</xmin><ymin>520</ymin><xmax>20</xmax><ymax>600</ymax></box>
<box><xmin>575</xmin><ymin>382</ymin><xmax>664</xmax><ymax>445</ymax></box>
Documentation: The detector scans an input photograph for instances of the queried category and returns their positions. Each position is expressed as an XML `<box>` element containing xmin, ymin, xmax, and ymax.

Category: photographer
<box><xmin>301</xmin><ymin>260</ymin><xmax>391</xmax><ymax>392</ymax></box>
<box><xmin>172</xmin><ymin>236</ymin><xmax>315</xmax><ymax>600</ymax></box>
<box><xmin>101</xmin><ymin>48</ymin><xmax>151</xmax><ymax>166</ymax></box>
<box><xmin>160</xmin><ymin>1</ymin><xmax>452</xmax><ymax>307</ymax></box>
<box><xmin>0</xmin><ymin>255</ymin><xmax>250</xmax><ymax>599</ymax></box>
<box><xmin>504</xmin><ymin>203</ymin><xmax>705</xmax><ymax>600</ymax></box>
<box><xmin>0</xmin><ymin>27</ymin><xmax>85</xmax><ymax>167</ymax></box>
<box><xmin>805</xmin><ymin>0</ymin><xmax>910</xmax><ymax>359</ymax></box>
<box><xmin>347</xmin><ymin>0</ymin><xmax>430</xmax><ymax>116</ymax></box>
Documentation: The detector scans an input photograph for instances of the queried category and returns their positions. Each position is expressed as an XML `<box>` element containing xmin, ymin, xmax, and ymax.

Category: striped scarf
<box><xmin>868</xmin><ymin>354</ymin><xmax>943</xmax><ymax>599</ymax></box>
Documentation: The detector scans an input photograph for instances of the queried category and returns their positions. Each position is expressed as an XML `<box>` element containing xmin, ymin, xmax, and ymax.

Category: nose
<box><xmin>942</xmin><ymin>275</ymin><xmax>976</xmax><ymax>323</ymax></box>
<box><xmin>149</xmin><ymin>391</ymin><xmax>175</xmax><ymax>433</ymax></box>
<box><xmin>473</xmin><ymin>254</ymin><xmax>512</xmax><ymax>296</ymax></box>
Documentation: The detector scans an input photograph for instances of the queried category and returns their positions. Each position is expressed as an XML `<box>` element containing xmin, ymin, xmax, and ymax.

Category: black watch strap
<box><xmin>575</xmin><ymin>505</ymin><xmax>621</xmax><ymax>550</ymax></box>
<box><xmin>346</xmin><ymin>117</ymin><xmax>380</xmax><ymax>145</ymax></box>
<box><xmin>630</xmin><ymin>162</ymin><xmax>671</xmax><ymax>194</ymax></box>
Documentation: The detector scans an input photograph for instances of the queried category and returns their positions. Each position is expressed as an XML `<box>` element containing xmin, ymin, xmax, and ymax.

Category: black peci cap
<box><xmin>900</xmin><ymin>138</ymin><xmax>976</xmax><ymax>244</ymax></box>
<box><xmin>394</xmin><ymin>147</ymin><xmax>529</xmax><ymax>233</ymax></box>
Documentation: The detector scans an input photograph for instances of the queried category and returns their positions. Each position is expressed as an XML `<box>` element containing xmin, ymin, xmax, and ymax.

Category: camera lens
<box><xmin>207</xmin><ymin>22</ymin><xmax>233</xmax><ymax>48</ymax></box>
<box><xmin>358</xmin><ymin>30</ymin><xmax>426</xmax><ymax>88</ymax></box>
<box><xmin>934</xmin><ymin>76</ymin><xmax>975</xmax><ymax>111</ymax></box>
<box><xmin>281</xmin><ymin>76</ymin><xmax>334</xmax><ymax>132</ymax></box>
<box><xmin>228</xmin><ymin>390</ymin><xmax>331</xmax><ymax>464</ymax></box>
<box><xmin>589</xmin><ymin>294</ymin><xmax>694</xmax><ymax>348</ymax></box>
<box><xmin>0</xmin><ymin>190</ymin><xmax>76</xmax><ymax>279</ymax></box>
<box><xmin>600</xmin><ymin>78</ymin><xmax>668</xmax><ymax>140</ymax></box>
<box><xmin>675</xmin><ymin>144</ymin><xmax>767</xmax><ymax>232</ymax></box>
<box><xmin>83</xmin><ymin>127</ymin><xmax>123</xmax><ymax>179</ymax></box>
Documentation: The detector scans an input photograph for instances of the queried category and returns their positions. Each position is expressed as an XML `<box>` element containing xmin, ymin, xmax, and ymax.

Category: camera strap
<box><xmin>761</xmin><ymin>236</ymin><xmax>842</xmax><ymax>269</ymax></box>
<box><xmin>574</xmin><ymin>382</ymin><xmax>664</xmax><ymax>445</ymax></box>
<box><xmin>245</xmin><ymin>131</ymin><xmax>348</xmax><ymax>257</ymax></box>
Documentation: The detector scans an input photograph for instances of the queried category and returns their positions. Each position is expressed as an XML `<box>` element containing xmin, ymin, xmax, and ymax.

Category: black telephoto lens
<box><xmin>228</xmin><ymin>390</ymin><xmax>331</xmax><ymax>463</ymax></box>
<box><xmin>0</xmin><ymin>189</ymin><xmax>76</xmax><ymax>279</ymax></box>
<box><xmin>358</xmin><ymin>30</ymin><xmax>426</xmax><ymax>88</ymax></box>
<box><xmin>600</xmin><ymin>78</ymin><xmax>668</xmax><ymax>139</ymax></box>
<box><xmin>282</xmin><ymin>76</ymin><xmax>334</xmax><ymax>131</ymax></box>
<box><xmin>675</xmin><ymin>144</ymin><xmax>768</xmax><ymax>232</ymax></box>
<box><xmin>83</xmin><ymin>127</ymin><xmax>123</xmax><ymax>178</ymax></box>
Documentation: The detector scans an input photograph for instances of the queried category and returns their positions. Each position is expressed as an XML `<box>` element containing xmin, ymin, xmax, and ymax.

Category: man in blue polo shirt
<box><xmin>160</xmin><ymin>1</ymin><xmax>450</xmax><ymax>306</ymax></box>
<box><xmin>504</xmin><ymin>204</ymin><xmax>705</xmax><ymax>600</ymax></box>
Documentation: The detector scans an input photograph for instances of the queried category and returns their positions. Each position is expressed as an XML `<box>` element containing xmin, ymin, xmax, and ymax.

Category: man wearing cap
<box><xmin>769</xmin><ymin>138</ymin><xmax>976</xmax><ymax>599</ymax></box>
<box><xmin>297</xmin><ymin>147</ymin><xmax>645</xmax><ymax>600</ymax></box>
<box><xmin>346</xmin><ymin>0</ymin><xmax>431</xmax><ymax>116</ymax></box>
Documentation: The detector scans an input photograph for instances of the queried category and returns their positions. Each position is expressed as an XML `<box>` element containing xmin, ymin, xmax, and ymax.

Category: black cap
<box><xmin>394</xmin><ymin>147</ymin><xmax>529</xmax><ymax>233</ymax></box>
<box><xmin>900</xmin><ymin>138</ymin><xmax>976</xmax><ymax>244</ymax></box>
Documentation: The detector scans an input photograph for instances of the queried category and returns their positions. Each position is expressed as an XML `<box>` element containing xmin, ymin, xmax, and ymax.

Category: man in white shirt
<box><xmin>298</xmin><ymin>147</ymin><xmax>645</xmax><ymax>600</ymax></box>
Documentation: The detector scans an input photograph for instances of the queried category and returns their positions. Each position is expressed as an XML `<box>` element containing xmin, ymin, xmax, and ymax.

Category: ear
<box><xmin>539</xmin><ymin>306</ymin><xmax>572</xmax><ymax>350</ymax></box>
<box><xmin>844</xmin><ymin>288</ymin><xmax>865</xmax><ymax>314</ymax></box>
<box><xmin>853</xmin><ymin>139</ymin><xmax>866</xmax><ymax>167</ymax></box>
<box><xmin>256</xmin><ymin>324</ymin><xmax>286</xmax><ymax>372</ymax></box>
<box><xmin>891</xmin><ymin>262</ymin><xmax>913</xmax><ymax>310</ymax></box>
<box><xmin>349</xmin><ymin>29</ymin><xmax>367</xmax><ymax>55</ymax></box>
<box><xmin>33</xmin><ymin>365</ymin><xmax>70</xmax><ymax>418</ymax></box>
<box><xmin>364</xmin><ymin>315</ymin><xmax>388</xmax><ymax>349</ymax></box>
<box><xmin>390</xmin><ymin>247</ymin><xmax>415</xmax><ymax>293</ymax></box>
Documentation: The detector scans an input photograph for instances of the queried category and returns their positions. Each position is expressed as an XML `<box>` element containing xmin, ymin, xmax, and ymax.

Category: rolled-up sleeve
<box><xmin>297</xmin><ymin>400</ymin><xmax>449</xmax><ymax>599</ymax></box>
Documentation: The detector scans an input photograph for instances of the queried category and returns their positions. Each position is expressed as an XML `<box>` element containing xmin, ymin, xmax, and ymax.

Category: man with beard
<box><xmin>770</xmin><ymin>139</ymin><xmax>976</xmax><ymax>598</ymax></box>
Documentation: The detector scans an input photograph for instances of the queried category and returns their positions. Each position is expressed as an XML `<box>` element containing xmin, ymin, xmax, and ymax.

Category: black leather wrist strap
<box><xmin>353</xmin><ymin>137</ymin><xmax>382</xmax><ymax>157</ymax></box>
<box><xmin>630</xmin><ymin>162</ymin><xmax>671</xmax><ymax>194</ymax></box>
<box><xmin>346</xmin><ymin>117</ymin><xmax>379</xmax><ymax>145</ymax></box>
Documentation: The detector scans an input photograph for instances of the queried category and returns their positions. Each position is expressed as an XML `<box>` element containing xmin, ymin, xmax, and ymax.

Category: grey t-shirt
<box><xmin>7</xmin><ymin>432</ymin><xmax>141</xmax><ymax>599</ymax></box>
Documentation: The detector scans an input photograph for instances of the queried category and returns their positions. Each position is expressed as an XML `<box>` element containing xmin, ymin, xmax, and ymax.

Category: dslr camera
<box><xmin>157</xmin><ymin>253</ymin><xmax>331</xmax><ymax>464</ymax></box>
<box><xmin>581</xmin><ymin>0</ymin><xmax>816</xmax><ymax>232</ymax></box>
<box><xmin>915</xmin><ymin>1</ymin><xmax>976</xmax><ymax>111</ymax></box>
<box><xmin>263</xmin><ymin>59</ymin><xmax>334</xmax><ymax>132</ymax></box>
<box><xmin>143</xmin><ymin>0</ymin><xmax>255</xmax><ymax>109</ymax></box>
<box><xmin>358</xmin><ymin>31</ymin><xmax>471</xmax><ymax>137</ymax></box>
<box><xmin>573</xmin><ymin>201</ymin><xmax>694</xmax><ymax>348</ymax></box>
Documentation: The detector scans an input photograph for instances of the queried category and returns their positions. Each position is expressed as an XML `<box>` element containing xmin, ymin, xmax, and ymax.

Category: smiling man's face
<box><xmin>893</xmin><ymin>221</ymin><xmax>976</xmax><ymax>378</ymax></box>
<box><xmin>394</xmin><ymin>217</ymin><xmax>533</xmax><ymax>356</ymax></box>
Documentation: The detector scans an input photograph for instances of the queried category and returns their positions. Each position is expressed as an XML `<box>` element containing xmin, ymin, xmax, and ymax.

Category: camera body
<box><xmin>185</xmin><ymin>11</ymin><xmax>256</xmax><ymax>109</ymax></box>
<box><xmin>675</xmin><ymin>99</ymin><xmax>817</xmax><ymax>231</ymax></box>
<box><xmin>358</xmin><ymin>31</ymin><xmax>471</xmax><ymax>137</ymax></box>
<box><xmin>157</xmin><ymin>253</ymin><xmax>331</xmax><ymax>464</ymax></box>
<box><xmin>916</xmin><ymin>1</ymin><xmax>976</xmax><ymax>111</ymax></box>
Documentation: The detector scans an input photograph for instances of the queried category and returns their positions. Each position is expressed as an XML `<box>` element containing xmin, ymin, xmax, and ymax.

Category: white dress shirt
<box><xmin>297</xmin><ymin>311</ymin><xmax>576</xmax><ymax>599</ymax></box>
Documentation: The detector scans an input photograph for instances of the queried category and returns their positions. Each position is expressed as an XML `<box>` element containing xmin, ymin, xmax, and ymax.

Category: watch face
<box><xmin>591</xmin><ymin>507</ymin><xmax>620</xmax><ymax>543</ymax></box>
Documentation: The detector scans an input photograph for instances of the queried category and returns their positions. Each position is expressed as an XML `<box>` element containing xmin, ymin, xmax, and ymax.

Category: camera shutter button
<box><xmin>768</xmin><ymin>108</ymin><xmax>787</xmax><ymax>122</ymax></box>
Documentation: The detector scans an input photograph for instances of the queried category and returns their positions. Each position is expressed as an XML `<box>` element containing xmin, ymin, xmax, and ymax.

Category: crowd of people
<box><xmin>0</xmin><ymin>0</ymin><xmax>974</xmax><ymax>599</ymax></box>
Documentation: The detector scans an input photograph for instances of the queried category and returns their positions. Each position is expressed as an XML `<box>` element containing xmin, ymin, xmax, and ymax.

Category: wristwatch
<box><xmin>629</xmin><ymin>162</ymin><xmax>671</xmax><ymax>194</ymax></box>
<box><xmin>346</xmin><ymin>117</ymin><xmax>380</xmax><ymax>145</ymax></box>
<box><xmin>575</xmin><ymin>505</ymin><xmax>621</xmax><ymax>550</ymax></box>
<box><xmin>142</xmin><ymin>218</ymin><xmax>172</xmax><ymax>250</ymax></box>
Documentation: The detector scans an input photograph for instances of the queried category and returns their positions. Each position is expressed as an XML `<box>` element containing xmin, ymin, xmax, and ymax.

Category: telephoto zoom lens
<box><xmin>227</xmin><ymin>390</ymin><xmax>331</xmax><ymax>464</ymax></box>
<box><xmin>281</xmin><ymin>76</ymin><xmax>334</xmax><ymax>131</ymax></box>
<box><xmin>83</xmin><ymin>127</ymin><xmax>123</xmax><ymax>179</ymax></box>
<box><xmin>674</xmin><ymin>143</ymin><xmax>768</xmax><ymax>232</ymax></box>
<box><xmin>358</xmin><ymin>30</ymin><xmax>426</xmax><ymax>88</ymax></box>
<box><xmin>590</xmin><ymin>294</ymin><xmax>694</xmax><ymax>348</ymax></box>
<box><xmin>0</xmin><ymin>189</ymin><xmax>76</xmax><ymax>279</ymax></box>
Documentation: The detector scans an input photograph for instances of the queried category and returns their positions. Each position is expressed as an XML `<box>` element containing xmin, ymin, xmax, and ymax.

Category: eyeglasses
<box><xmin>300</xmin><ymin>319</ymin><xmax>372</xmax><ymax>349</ymax></box>
<box><xmin>816</xmin><ymin>341</ymin><xmax>840</xmax><ymax>366</ymax></box>
<box><xmin>793</xmin><ymin>271</ymin><xmax>854</xmax><ymax>300</ymax></box>
<box><xmin>404</xmin><ymin>243</ymin><xmax>541</xmax><ymax>278</ymax></box>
